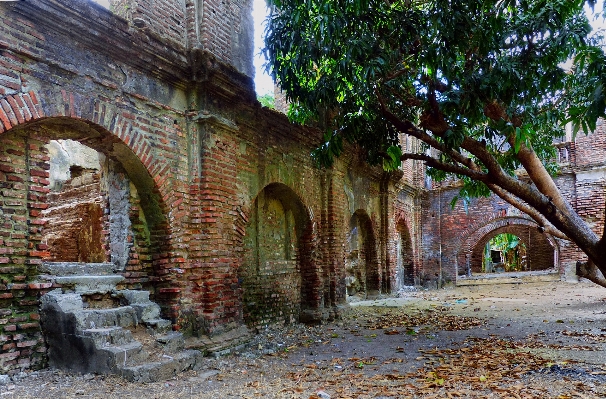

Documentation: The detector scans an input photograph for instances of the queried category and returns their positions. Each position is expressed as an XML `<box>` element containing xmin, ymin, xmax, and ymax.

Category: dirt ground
<box><xmin>3</xmin><ymin>280</ymin><xmax>606</xmax><ymax>398</ymax></box>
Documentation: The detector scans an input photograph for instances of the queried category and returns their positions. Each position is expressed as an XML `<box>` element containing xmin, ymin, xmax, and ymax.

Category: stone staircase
<box><xmin>38</xmin><ymin>262</ymin><xmax>204</xmax><ymax>382</ymax></box>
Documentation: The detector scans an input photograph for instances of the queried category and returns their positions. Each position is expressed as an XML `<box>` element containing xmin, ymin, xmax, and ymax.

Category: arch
<box><xmin>0</xmin><ymin>90</ymin><xmax>171</xmax><ymax>230</ymax></box>
<box><xmin>0</xmin><ymin>91</ymin><xmax>172</xmax><ymax>193</ymax></box>
<box><xmin>473</xmin><ymin>232</ymin><xmax>528</xmax><ymax>273</ymax></box>
<box><xmin>345</xmin><ymin>209</ymin><xmax>380</xmax><ymax>297</ymax></box>
<box><xmin>457</xmin><ymin>216</ymin><xmax>559</xmax><ymax>276</ymax></box>
<box><xmin>0</xmin><ymin>107</ymin><xmax>172</xmax><ymax>297</ymax></box>
<box><xmin>395</xmin><ymin>217</ymin><xmax>415</xmax><ymax>287</ymax></box>
<box><xmin>239</xmin><ymin>182</ymin><xmax>316</xmax><ymax>326</ymax></box>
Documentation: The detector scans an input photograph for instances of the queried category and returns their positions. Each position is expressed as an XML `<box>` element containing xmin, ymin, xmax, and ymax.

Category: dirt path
<box><xmin>3</xmin><ymin>280</ymin><xmax>606</xmax><ymax>398</ymax></box>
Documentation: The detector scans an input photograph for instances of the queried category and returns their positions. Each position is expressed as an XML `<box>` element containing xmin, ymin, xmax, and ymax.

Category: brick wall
<box><xmin>345</xmin><ymin>210</ymin><xmax>379</xmax><ymax>296</ymax></box>
<box><xmin>0</xmin><ymin>130</ymin><xmax>50</xmax><ymax>373</ymax></box>
<box><xmin>193</xmin><ymin>0</ymin><xmax>254</xmax><ymax>76</ymax></box>
<box><xmin>240</xmin><ymin>185</ymin><xmax>302</xmax><ymax>329</ymax></box>
<box><xmin>110</xmin><ymin>0</ymin><xmax>254</xmax><ymax>77</ymax></box>
<box><xmin>419</xmin><ymin>187</ymin><xmax>561</xmax><ymax>284</ymax></box>
<box><xmin>416</xmin><ymin>141</ymin><xmax>606</xmax><ymax>286</ymax></box>
<box><xmin>43</xmin><ymin>169</ymin><xmax>106</xmax><ymax>263</ymax></box>
<box><xmin>184</xmin><ymin>108</ymin><xmax>332</xmax><ymax>332</ymax></box>
<box><xmin>110</xmin><ymin>0</ymin><xmax>188</xmax><ymax>48</ymax></box>
<box><xmin>468</xmin><ymin>223</ymin><xmax>555</xmax><ymax>273</ymax></box>
<box><xmin>3</xmin><ymin>0</ymin><xmax>606</xmax><ymax>378</ymax></box>
<box><xmin>0</xmin><ymin>0</ymin><xmax>193</xmax><ymax>372</ymax></box>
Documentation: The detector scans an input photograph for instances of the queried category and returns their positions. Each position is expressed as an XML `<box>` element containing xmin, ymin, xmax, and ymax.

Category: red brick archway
<box><xmin>346</xmin><ymin>209</ymin><xmax>380</xmax><ymax>296</ymax></box>
<box><xmin>0</xmin><ymin>91</ymin><xmax>177</xmax><ymax>314</ymax></box>
<box><xmin>239</xmin><ymin>182</ymin><xmax>318</xmax><ymax>327</ymax></box>
<box><xmin>396</xmin><ymin>217</ymin><xmax>415</xmax><ymax>287</ymax></box>
<box><xmin>457</xmin><ymin>217</ymin><xmax>559</xmax><ymax>276</ymax></box>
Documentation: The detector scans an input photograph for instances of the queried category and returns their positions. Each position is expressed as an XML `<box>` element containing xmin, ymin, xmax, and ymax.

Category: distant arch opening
<box><xmin>481</xmin><ymin>233</ymin><xmax>527</xmax><ymax>273</ymax></box>
<box><xmin>345</xmin><ymin>210</ymin><xmax>379</xmax><ymax>298</ymax></box>
<box><xmin>468</xmin><ymin>224</ymin><xmax>555</xmax><ymax>275</ymax></box>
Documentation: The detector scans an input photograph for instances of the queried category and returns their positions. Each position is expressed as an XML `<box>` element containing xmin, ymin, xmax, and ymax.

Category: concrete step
<box><xmin>457</xmin><ymin>270</ymin><xmax>560</xmax><ymax>286</ymax></box>
<box><xmin>155</xmin><ymin>331</ymin><xmax>184</xmax><ymax>353</ymax></box>
<box><xmin>185</xmin><ymin>324</ymin><xmax>251</xmax><ymax>357</ymax></box>
<box><xmin>81</xmin><ymin>327</ymin><xmax>134</xmax><ymax>347</ymax></box>
<box><xmin>102</xmin><ymin>341</ymin><xmax>147</xmax><ymax>368</ymax></box>
<box><xmin>40</xmin><ymin>289</ymin><xmax>84</xmax><ymax>313</ymax></box>
<box><xmin>119</xmin><ymin>350</ymin><xmax>204</xmax><ymax>383</ymax></box>
<box><xmin>54</xmin><ymin>275</ymin><xmax>125</xmax><ymax>294</ymax></box>
<box><xmin>113</xmin><ymin>290</ymin><xmax>161</xmax><ymax>322</ymax></box>
<box><xmin>40</xmin><ymin>262</ymin><xmax>117</xmax><ymax>276</ymax></box>
<box><xmin>114</xmin><ymin>289</ymin><xmax>150</xmax><ymax>304</ymax></box>
<box><xmin>74</xmin><ymin>306</ymin><xmax>138</xmax><ymax>329</ymax></box>
<box><xmin>143</xmin><ymin>318</ymin><xmax>172</xmax><ymax>335</ymax></box>
<box><xmin>40</xmin><ymin>284</ymin><xmax>205</xmax><ymax>382</ymax></box>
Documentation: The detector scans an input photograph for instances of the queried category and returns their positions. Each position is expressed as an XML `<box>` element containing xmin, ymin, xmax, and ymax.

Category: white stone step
<box><xmin>55</xmin><ymin>275</ymin><xmax>125</xmax><ymax>294</ymax></box>
<box><xmin>40</xmin><ymin>261</ymin><xmax>117</xmax><ymax>276</ymax></box>
<box><xmin>75</xmin><ymin>306</ymin><xmax>138</xmax><ymax>329</ymax></box>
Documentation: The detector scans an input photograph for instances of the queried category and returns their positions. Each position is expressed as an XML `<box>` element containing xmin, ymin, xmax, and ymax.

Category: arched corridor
<box><xmin>345</xmin><ymin>210</ymin><xmax>380</xmax><ymax>298</ymax></box>
<box><xmin>396</xmin><ymin>219</ymin><xmax>415</xmax><ymax>287</ymax></box>
<box><xmin>240</xmin><ymin>183</ymin><xmax>315</xmax><ymax>327</ymax></box>
<box><xmin>1</xmin><ymin>117</ymin><xmax>169</xmax><ymax>291</ymax></box>
<box><xmin>458</xmin><ymin>218</ymin><xmax>558</xmax><ymax>276</ymax></box>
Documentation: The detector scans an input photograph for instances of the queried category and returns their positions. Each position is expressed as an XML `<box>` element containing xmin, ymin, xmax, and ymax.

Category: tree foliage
<box><xmin>484</xmin><ymin>233</ymin><xmax>526</xmax><ymax>272</ymax></box>
<box><xmin>257</xmin><ymin>93</ymin><xmax>276</xmax><ymax>109</ymax></box>
<box><xmin>264</xmin><ymin>0</ymin><xmax>606</xmax><ymax>284</ymax></box>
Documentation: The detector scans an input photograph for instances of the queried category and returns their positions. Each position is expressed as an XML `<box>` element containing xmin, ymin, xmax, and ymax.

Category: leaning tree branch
<box><xmin>379</xmin><ymin>90</ymin><xmax>552</xmax><ymax>214</ymax></box>
<box><xmin>379</xmin><ymin>90</ymin><xmax>560</xmax><ymax>216</ymax></box>
<box><xmin>378</xmin><ymin>89</ymin><xmax>600</xmax><ymax>254</ymax></box>
<box><xmin>480</xmin><ymin>99</ymin><xmax>582</xmax><ymax>225</ymax></box>
<box><xmin>376</xmin><ymin>93</ymin><xmax>481</xmax><ymax>172</ymax></box>
<box><xmin>486</xmin><ymin>183</ymin><xmax>570</xmax><ymax>241</ymax></box>
<box><xmin>469</xmin><ymin>101</ymin><xmax>603</xmax><ymax>268</ymax></box>
<box><xmin>460</xmin><ymin>137</ymin><xmax>556</xmax><ymax>211</ymax></box>
<box><xmin>400</xmin><ymin>152</ymin><xmax>490</xmax><ymax>181</ymax></box>
<box><xmin>577</xmin><ymin>260</ymin><xmax>606</xmax><ymax>288</ymax></box>
<box><xmin>507</xmin><ymin>139</ymin><xmax>602</xmax><ymax>259</ymax></box>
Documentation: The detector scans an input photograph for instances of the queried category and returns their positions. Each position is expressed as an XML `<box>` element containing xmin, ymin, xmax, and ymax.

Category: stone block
<box><xmin>40</xmin><ymin>289</ymin><xmax>83</xmax><ymax>313</ymax></box>
<box><xmin>55</xmin><ymin>275</ymin><xmax>126</xmax><ymax>295</ymax></box>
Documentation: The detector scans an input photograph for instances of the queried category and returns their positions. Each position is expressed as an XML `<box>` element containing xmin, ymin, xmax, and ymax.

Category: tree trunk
<box><xmin>576</xmin><ymin>260</ymin><xmax>606</xmax><ymax>288</ymax></box>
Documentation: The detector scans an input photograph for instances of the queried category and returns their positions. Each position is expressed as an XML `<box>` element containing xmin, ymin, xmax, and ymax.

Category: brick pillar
<box><xmin>184</xmin><ymin>119</ymin><xmax>243</xmax><ymax>335</ymax></box>
<box><xmin>0</xmin><ymin>130</ymin><xmax>52</xmax><ymax>374</ymax></box>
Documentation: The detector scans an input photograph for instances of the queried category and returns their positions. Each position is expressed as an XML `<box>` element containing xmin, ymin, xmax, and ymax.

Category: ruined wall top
<box><xmin>110</xmin><ymin>0</ymin><xmax>254</xmax><ymax>78</ymax></box>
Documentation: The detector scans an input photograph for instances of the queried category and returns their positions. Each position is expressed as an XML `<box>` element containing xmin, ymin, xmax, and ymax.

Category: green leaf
<box><xmin>264</xmin><ymin>0</ymin><xmax>606</xmax><ymax>255</ymax></box>
<box><xmin>382</xmin><ymin>145</ymin><xmax>403</xmax><ymax>171</ymax></box>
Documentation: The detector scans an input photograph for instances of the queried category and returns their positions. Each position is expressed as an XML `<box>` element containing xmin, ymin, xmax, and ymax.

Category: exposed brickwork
<box><xmin>345</xmin><ymin>210</ymin><xmax>379</xmax><ymax>296</ymax></box>
<box><xmin>0</xmin><ymin>0</ymin><xmax>192</xmax><ymax>372</ymax></box>
<box><xmin>467</xmin><ymin>221</ymin><xmax>555</xmax><ymax>273</ymax></box>
<box><xmin>419</xmin><ymin>143</ymin><xmax>606</xmax><ymax>285</ymax></box>
<box><xmin>43</xmin><ymin>169</ymin><xmax>106</xmax><ymax>263</ymax></box>
<box><xmin>0</xmin><ymin>130</ymin><xmax>50</xmax><ymax>373</ymax></box>
<box><xmin>1</xmin><ymin>0</ymin><xmax>606</xmax><ymax>378</ymax></box>
<box><xmin>240</xmin><ymin>185</ymin><xmax>301</xmax><ymax>329</ymax></box>
<box><xmin>193</xmin><ymin>0</ymin><xmax>254</xmax><ymax>76</ymax></box>
<box><xmin>111</xmin><ymin>0</ymin><xmax>188</xmax><ymax>47</ymax></box>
